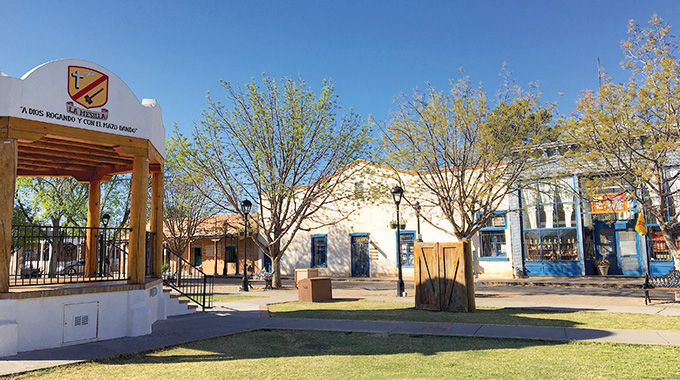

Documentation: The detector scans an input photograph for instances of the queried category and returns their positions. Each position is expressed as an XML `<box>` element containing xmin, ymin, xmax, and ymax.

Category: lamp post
<box><xmin>100</xmin><ymin>213</ymin><xmax>110</xmax><ymax>276</ymax></box>
<box><xmin>241</xmin><ymin>199</ymin><xmax>252</xmax><ymax>292</ymax></box>
<box><xmin>391</xmin><ymin>186</ymin><xmax>405</xmax><ymax>297</ymax></box>
<box><xmin>415</xmin><ymin>201</ymin><xmax>422</xmax><ymax>242</ymax></box>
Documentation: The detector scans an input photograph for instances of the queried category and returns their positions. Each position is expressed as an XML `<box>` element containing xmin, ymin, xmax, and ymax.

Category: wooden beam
<box><xmin>113</xmin><ymin>145</ymin><xmax>148</xmax><ymax>158</ymax></box>
<box><xmin>150</xmin><ymin>171</ymin><xmax>164</xmax><ymax>278</ymax></box>
<box><xmin>18</xmin><ymin>156</ymin><xmax>108</xmax><ymax>172</ymax></box>
<box><xmin>86</xmin><ymin>180</ymin><xmax>101</xmax><ymax>277</ymax></box>
<box><xmin>128</xmin><ymin>156</ymin><xmax>149</xmax><ymax>284</ymax></box>
<box><xmin>0</xmin><ymin>139</ymin><xmax>17</xmax><ymax>292</ymax></box>
<box><xmin>7</xmin><ymin>117</ymin><xmax>147</xmax><ymax>152</ymax></box>
<box><xmin>18</xmin><ymin>145</ymin><xmax>132</xmax><ymax>166</ymax></box>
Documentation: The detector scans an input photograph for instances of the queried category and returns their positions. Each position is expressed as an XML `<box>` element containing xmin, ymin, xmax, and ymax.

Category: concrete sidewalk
<box><xmin>2</xmin><ymin>282</ymin><xmax>680</xmax><ymax>376</ymax></box>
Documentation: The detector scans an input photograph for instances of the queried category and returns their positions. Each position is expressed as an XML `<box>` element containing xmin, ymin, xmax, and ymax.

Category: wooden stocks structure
<box><xmin>0</xmin><ymin>59</ymin><xmax>166</xmax><ymax>291</ymax></box>
<box><xmin>414</xmin><ymin>240</ymin><xmax>476</xmax><ymax>312</ymax></box>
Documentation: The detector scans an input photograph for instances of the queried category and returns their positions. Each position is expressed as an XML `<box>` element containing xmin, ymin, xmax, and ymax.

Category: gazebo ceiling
<box><xmin>17</xmin><ymin>136</ymin><xmax>135</xmax><ymax>180</ymax></box>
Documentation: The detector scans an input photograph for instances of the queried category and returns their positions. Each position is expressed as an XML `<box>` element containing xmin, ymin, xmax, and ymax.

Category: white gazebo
<box><xmin>0</xmin><ymin>59</ymin><xmax>166</xmax><ymax>356</ymax></box>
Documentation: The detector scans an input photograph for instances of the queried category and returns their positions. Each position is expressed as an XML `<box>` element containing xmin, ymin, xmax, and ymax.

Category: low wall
<box><xmin>0</xmin><ymin>279</ymin><xmax>165</xmax><ymax>357</ymax></box>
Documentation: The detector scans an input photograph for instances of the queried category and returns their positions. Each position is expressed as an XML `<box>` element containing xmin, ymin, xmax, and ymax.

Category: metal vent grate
<box><xmin>74</xmin><ymin>315</ymin><xmax>89</xmax><ymax>326</ymax></box>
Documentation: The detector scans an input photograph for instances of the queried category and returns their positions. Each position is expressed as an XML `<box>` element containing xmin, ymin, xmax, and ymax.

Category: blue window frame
<box><xmin>522</xmin><ymin>180</ymin><xmax>579</xmax><ymax>262</ymax></box>
<box><xmin>397</xmin><ymin>230</ymin><xmax>415</xmax><ymax>267</ymax></box>
<box><xmin>311</xmin><ymin>235</ymin><xmax>327</xmax><ymax>268</ymax></box>
<box><xmin>479</xmin><ymin>212</ymin><xmax>507</xmax><ymax>258</ymax></box>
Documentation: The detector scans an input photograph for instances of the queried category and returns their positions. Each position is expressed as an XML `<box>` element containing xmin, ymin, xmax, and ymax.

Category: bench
<box><xmin>250</xmin><ymin>270</ymin><xmax>273</xmax><ymax>290</ymax></box>
<box><xmin>643</xmin><ymin>267</ymin><xmax>680</xmax><ymax>305</ymax></box>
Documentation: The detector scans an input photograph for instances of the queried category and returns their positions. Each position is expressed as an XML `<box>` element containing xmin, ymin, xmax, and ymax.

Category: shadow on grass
<box><xmin>99</xmin><ymin>329</ymin><xmax>570</xmax><ymax>366</ymax></box>
<box><xmin>268</xmin><ymin>301</ymin><xmax>591</xmax><ymax>328</ymax></box>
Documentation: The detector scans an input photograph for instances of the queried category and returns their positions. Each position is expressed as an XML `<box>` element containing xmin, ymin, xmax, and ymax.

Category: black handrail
<box><xmin>162</xmin><ymin>246</ymin><xmax>214</xmax><ymax>311</ymax></box>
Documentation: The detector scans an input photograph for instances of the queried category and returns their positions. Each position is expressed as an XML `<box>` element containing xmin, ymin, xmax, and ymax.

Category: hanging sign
<box><xmin>590</xmin><ymin>193</ymin><xmax>627</xmax><ymax>214</ymax></box>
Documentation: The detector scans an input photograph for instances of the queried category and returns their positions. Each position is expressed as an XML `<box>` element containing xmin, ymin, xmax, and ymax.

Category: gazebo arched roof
<box><xmin>0</xmin><ymin>59</ymin><xmax>164</xmax><ymax>181</ymax></box>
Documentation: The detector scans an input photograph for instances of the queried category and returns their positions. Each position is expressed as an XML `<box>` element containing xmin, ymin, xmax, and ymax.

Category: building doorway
<box><xmin>591</xmin><ymin>220</ymin><xmax>643</xmax><ymax>275</ymax></box>
<box><xmin>351</xmin><ymin>234</ymin><xmax>369</xmax><ymax>277</ymax></box>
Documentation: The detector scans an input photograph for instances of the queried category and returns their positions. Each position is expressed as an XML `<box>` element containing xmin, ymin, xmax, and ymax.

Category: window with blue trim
<box><xmin>311</xmin><ymin>235</ymin><xmax>327</xmax><ymax>267</ymax></box>
<box><xmin>479</xmin><ymin>212</ymin><xmax>507</xmax><ymax>258</ymax></box>
<box><xmin>399</xmin><ymin>231</ymin><xmax>415</xmax><ymax>267</ymax></box>
<box><xmin>522</xmin><ymin>180</ymin><xmax>579</xmax><ymax>262</ymax></box>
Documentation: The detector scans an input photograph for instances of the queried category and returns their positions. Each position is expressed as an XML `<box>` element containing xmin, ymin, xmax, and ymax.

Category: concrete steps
<box><xmin>162</xmin><ymin>289</ymin><xmax>197</xmax><ymax>316</ymax></box>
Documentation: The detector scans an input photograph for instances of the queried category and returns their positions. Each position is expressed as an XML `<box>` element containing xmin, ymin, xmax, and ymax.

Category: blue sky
<box><xmin>2</xmin><ymin>1</ymin><xmax>680</xmax><ymax>138</ymax></box>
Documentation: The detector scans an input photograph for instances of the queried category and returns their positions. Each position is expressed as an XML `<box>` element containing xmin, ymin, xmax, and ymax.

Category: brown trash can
<box><xmin>297</xmin><ymin>277</ymin><xmax>333</xmax><ymax>302</ymax></box>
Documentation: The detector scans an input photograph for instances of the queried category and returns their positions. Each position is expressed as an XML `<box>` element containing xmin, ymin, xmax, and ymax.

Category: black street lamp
<box><xmin>241</xmin><ymin>199</ymin><xmax>252</xmax><ymax>292</ymax></box>
<box><xmin>391</xmin><ymin>186</ymin><xmax>405</xmax><ymax>297</ymax></box>
<box><xmin>415</xmin><ymin>201</ymin><xmax>422</xmax><ymax>242</ymax></box>
<box><xmin>100</xmin><ymin>213</ymin><xmax>110</xmax><ymax>276</ymax></box>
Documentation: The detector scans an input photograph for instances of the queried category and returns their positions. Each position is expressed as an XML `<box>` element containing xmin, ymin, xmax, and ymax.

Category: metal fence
<box><xmin>10</xmin><ymin>225</ymin><xmax>130</xmax><ymax>286</ymax></box>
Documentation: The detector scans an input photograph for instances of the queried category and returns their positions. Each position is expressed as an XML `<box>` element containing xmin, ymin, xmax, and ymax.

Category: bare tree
<box><xmin>383</xmin><ymin>70</ymin><xmax>555</xmax><ymax>240</ymax></box>
<box><xmin>175</xmin><ymin>75</ymin><xmax>372</xmax><ymax>287</ymax></box>
<box><xmin>163</xmin><ymin>137</ymin><xmax>214</xmax><ymax>257</ymax></box>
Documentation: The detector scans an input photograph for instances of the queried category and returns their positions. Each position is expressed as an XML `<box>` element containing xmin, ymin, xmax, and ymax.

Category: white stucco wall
<box><xmin>0</xmin><ymin>283</ymin><xmax>165</xmax><ymax>357</ymax></box>
<box><xmin>279</xmin><ymin>164</ymin><xmax>515</xmax><ymax>279</ymax></box>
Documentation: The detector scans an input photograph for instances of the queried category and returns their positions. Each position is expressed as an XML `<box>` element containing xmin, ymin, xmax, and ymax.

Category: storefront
<box><xmin>517</xmin><ymin>178</ymin><xmax>671</xmax><ymax>277</ymax></box>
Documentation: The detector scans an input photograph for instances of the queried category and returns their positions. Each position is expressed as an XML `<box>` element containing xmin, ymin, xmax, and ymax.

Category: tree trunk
<box><xmin>659</xmin><ymin>224</ymin><xmax>680</xmax><ymax>301</ymax></box>
<box><xmin>272</xmin><ymin>255</ymin><xmax>282</xmax><ymax>288</ymax></box>
<box><xmin>48</xmin><ymin>218</ymin><xmax>61</xmax><ymax>278</ymax></box>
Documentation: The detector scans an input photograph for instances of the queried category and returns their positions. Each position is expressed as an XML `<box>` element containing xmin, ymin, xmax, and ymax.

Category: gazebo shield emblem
<box><xmin>67</xmin><ymin>66</ymin><xmax>109</xmax><ymax>109</ymax></box>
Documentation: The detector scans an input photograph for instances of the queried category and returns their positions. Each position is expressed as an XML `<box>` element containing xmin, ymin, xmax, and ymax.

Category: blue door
<box><xmin>592</xmin><ymin>220</ymin><xmax>644</xmax><ymax>275</ymax></box>
<box><xmin>617</xmin><ymin>228</ymin><xmax>643</xmax><ymax>275</ymax></box>
<box><xmin>351</xmin><ymin>234</ymin><xmax>370</xmax><ymax>277</ymax></box>
<box><xmin>263</xmin><ymin>254</ymin><xmax>272</xmax><ymax>272</ymax></box>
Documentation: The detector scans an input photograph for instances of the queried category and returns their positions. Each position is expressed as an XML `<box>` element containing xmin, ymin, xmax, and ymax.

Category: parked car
<box><xmin>20</xmin><ymin>265</ymin><xmax>42</xmax><ymax>278</ymax></box>
<box><xmin>60</xmin><ymin>260</ymin><xmax>85</xmax><ymax>275</ymax></box>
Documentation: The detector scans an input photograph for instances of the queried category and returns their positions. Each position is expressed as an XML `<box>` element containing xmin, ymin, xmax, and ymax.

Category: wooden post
<box><xmin>150</xmin><ymin>171</ymin><xmax>163</xmax><ymax>278</ymax></box>
<box><xmin>128</xmin><ymin>156</ymin><xmax>149</xmax><ymax>284</ymax></box>
<box><xmin>463</xmin><ymin>239</ymin><xmax>476</xmax><ymax>312</ymax></box>
<box><xmin>85</xmin><ymin>180</ymin><xmax>101</xmax><ymax>277</ymax></box>
<box><xmin>0</xmin><ymin>139</ymin><xmax>17</xmax><ymax>292</ymax></box>
<box><xmin>212</xmin><ymin>239</ymin><xmax>220</xmax><ymax>275</ymax></box>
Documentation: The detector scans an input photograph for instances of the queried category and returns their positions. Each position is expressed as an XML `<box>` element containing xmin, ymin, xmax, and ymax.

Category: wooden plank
<box><xmin>150</xmin><ymin>171</ymin><xmax>164</xmax><ymax>278</ymax></box>
<box><xmin>86</xmin><ymin>180</ymin><xmax>101</xmax><ymax>277</ymax></box>
<box><xmin>19</xmin><ymin>156</ymin><xmax>108</xmax><ymax>172</ymax></box>
<box><xmin>439</xmin><ymin>243</ymin><xmax>467</xmax><ymax>312</ymax></box>
<box><xmin>7</xmin><ymin>117</ymin><xmax>148</xmax><ymax>152</ymax></box>
<box><xmin>18</xmin><ymin>144</ymin><xmax>132</xmax><ymax>166</ymax></box>
<box><xmin>414</xmin><ymin>242</ymin><xmax>440</xmax><ymax>311</ymax></box>
<box><xmin>128</xmin><ymin>156</ymin><xmax>149</xmax><ymax>284</ymax></box>
<box><xmin>0</xmin><ymin>139</ymin><xmax>17</xmax><ymax>292</ymax></box>
<box><xmin>21</xmin><ymin>138</ymin><xmax>118</xmax><ymax>155</ymax></box>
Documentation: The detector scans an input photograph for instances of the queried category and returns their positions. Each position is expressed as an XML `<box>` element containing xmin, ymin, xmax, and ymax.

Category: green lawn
<box><xmin>268</xmin><ymin>300</ymin><xmax>680</xmax><ymax>331</ymax></box>
<box><xmin>5</xmin><ymin>330</ymin><xmax>680</xmax><ymax>380</ymax></box>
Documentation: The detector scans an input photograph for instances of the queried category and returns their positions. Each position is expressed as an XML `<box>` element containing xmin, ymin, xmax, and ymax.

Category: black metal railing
<box><xmin>10</xmin><ymin>225</ymin><xmax>130</xmax><ymax>286</ymax></box>
<box><xmin>163</xmin><ymin>246</ymin><xmax>214</xmax><ymax>311</ymax></box>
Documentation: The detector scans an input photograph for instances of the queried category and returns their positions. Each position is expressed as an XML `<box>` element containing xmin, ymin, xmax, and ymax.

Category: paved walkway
<box><xmin>2</xmin><ymin>277</ymin><xmax>680</xmax><ymax>376</ymax></box>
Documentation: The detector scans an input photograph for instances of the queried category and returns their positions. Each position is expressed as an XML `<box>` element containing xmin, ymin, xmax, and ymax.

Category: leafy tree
<box><xmin>175</xmin><ymin>75</ymin><xmax>372</xmax><ymax>287</ymax></box>
<box><xmin>163</xmin><ymin>135</ymin><xmax>214</xmax><ymax>257</ymax></box>
<box><xmin>14</xmin><ymin>175</ymin><xmax>131</xmax><ymax>276</ymax></box>
<box><xmin>564</xmin><ymin>15</ymin><xmax>680</xmax><ymax>267</ymax></box>
<box><xmin>383</xmin><ymin>70</ymin><xmax>554</xmax><ymax>240</ymax></box>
